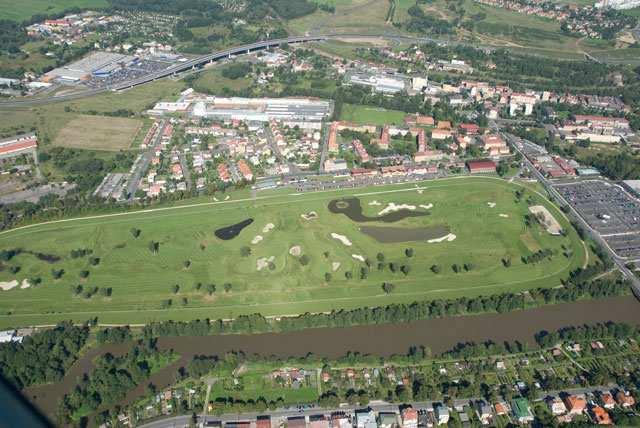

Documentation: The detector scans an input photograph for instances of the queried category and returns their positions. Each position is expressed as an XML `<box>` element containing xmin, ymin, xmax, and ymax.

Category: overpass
<box><xmin>0</xmin><ymin>35</ymin><xmax>327</xmax><ymax>108</ymax></box>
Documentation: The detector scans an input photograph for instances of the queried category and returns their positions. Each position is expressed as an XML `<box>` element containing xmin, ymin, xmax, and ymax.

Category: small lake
<box><xmin>25</xmin><ymin>295</ymin><xmax>640</xmax><ymax>419</ymax></box>
<box><xmin>328</xmin><ymin>198</ymin><xmax>429</xmax><ymax>223</ymax></box>
<box><xmin>360</xmin><ymin>225</ymin><xmax>450</xmax><ymax>243</ymax></box>
<box><xmin>214</xmin><ymin>218</ymin><xmax>254</xmax><ymax>240</ymax></box>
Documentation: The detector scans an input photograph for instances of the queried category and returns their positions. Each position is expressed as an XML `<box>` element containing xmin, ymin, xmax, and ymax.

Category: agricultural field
<box><xmin>339</xmin><ymin>104</ymin><xmax>407</xmax><ymax>126</ymax></box>
<box><xmin>0</xmin><ymin>177</ymin><xmax>587</xmax><ymax>328</ymax></box>
<box><xmin>0</xmin><ymin>0</ymin><xmax>108</xmax><ymax>21</ymax></box>
<box><xmin>53</xmin><ymin>115</ymin><xmax>142</xmax><ymax>151</ymax></box>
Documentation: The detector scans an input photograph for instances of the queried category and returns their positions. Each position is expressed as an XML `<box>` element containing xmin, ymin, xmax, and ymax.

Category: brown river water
<box><xmin>24</xmin><ymin>295</ymin><xmax>640</xmax><ymax>418</ymax></box>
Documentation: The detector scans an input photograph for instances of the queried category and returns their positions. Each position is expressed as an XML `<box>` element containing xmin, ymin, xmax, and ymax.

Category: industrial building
<box><xmin>43</xmin><ymin>51</ymin><xmax>136</xmax><ymax>83</ymax></box>
<box><xmin>190</xmin><ymin>96</ymin><xmax>332</xmax><ymax>126</ymax></box>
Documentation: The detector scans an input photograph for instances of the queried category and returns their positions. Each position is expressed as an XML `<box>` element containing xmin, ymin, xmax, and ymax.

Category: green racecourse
<box><xmin>0</xmin><ymin>177</ymin><xmax>587</xmax><ymax>328</ymax></box>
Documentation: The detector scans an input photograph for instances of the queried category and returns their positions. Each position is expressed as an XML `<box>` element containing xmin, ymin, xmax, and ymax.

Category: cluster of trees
<box><xmin>57</xmin><ymin>338</ymin><xmax>166</xmax><ymax>423</ymax></box>
<box><xmin>221</xmin><ymin>62</ymin><xmax>252</xmax><ymax>80</ymax></box>
<box><xmin>0</xmin><ymin>321</ymin><xmax>89</xmax><ymax>389</ymax></box>
<box><xmin>70</xmin><ymin>248</ymin><xmax>93</xmax><ymax>259</ymax></box>
<box><xmin>0</xmin><ymin>20</ymin><xmax>28</xmax><ymax>54</ymax></box>
<box><xmin>71</xmin><ymin>284</ymin><xmax>112</xmax><ymax>298</ymax></box>
<box><xmin>535</xmin><ymin>322</ymin><xmax>638</xmax><ymax>348</ymax></box>
<box><xmin>405</xmin><ymin>5</ymin><xmax>454</xmax><ymax>35</ymax></box>
<box><xmin>97</xmin><ymin>326</ymin><xmax>132</xmax><ymax>344</ymax></box>
<box><xmin>521</xmin><ymin>248</ymin><xmax>553</xmax><ymax>264</ymax></box>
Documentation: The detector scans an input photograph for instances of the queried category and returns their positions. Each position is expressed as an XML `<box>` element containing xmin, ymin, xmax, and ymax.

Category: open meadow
<box><xmin>0</xmin><ymin>177</ymin><xmax>587</xmax><ymax>328</ymax></box>
<box><xmin>53</xmin><ymin>114</ymin><xmax>142</xmax><ymax>151</ymax></box>
<box><xmin>0</xmin><ymin>0</ymin><xmax>107</xmax><ymax>21</ymax></box>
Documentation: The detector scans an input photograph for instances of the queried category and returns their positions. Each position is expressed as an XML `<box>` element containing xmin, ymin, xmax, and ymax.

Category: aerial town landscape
<box><xmin>1</xmin><ymin>0</ymin><xmax>640</xmax><ymax>427</ymax></box>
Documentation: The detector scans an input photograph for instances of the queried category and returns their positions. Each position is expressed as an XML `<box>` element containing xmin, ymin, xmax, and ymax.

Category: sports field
<box><xmin>53</xmin><ymin>115</ymin><xmax>142</xmax><ymax>151</ymax></box>
<box><xmin>340</xmin><ymin>104</ymin><xmax>407</xmax><ymax>126</ymax></box>
<box><xmin>0</xmin><ymin>177</ymin><xmax>587</xmax><ymax>328</ymax></box>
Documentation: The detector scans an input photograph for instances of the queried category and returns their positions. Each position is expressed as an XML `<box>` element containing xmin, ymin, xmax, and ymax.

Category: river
<box><xmin>25</xmin><ymin>295</ymin><xmax>640</xmax><ymax>419</ymax></box>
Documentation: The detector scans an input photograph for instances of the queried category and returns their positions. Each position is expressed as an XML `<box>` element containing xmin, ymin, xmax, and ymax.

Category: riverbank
<box><xmin>25</xmin><ymin>295</ymin><xmax>640</xmax><ymax>419</ymax></box>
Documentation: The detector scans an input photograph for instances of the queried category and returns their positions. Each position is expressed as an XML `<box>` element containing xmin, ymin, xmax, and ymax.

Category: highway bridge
<box><xmin>0</xmin><ymin>35</ymin><xmax>327</xmax><ymax>108</ymax></box>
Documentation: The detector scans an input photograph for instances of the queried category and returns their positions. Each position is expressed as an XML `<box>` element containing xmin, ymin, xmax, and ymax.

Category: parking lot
<box><xmin>554</xmin><ymin>180</ymin><xmax>640</xmax><ymax>259</ymax></box>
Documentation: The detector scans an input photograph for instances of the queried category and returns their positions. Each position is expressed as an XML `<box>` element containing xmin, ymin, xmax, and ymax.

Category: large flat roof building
<box><xmin>190</xmin><ymin>96</ymin><xmax>332</xmax><ymax>123</ymax></box>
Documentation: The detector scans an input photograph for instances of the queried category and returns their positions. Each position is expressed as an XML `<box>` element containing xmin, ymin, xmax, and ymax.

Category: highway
<box><xmin>0</xmin><ymin>35</ymin><xmax>326</xmax><ymax>108</ymax></box>
<box><xmin>494</xmin><ymin>123</ymin><xmax>640</xmax><ymax>299</ymax></box>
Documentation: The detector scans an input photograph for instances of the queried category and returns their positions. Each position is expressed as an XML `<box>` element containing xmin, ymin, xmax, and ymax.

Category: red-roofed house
<box><xmin>217</xmin><ymin>163</ymin><xmax>231</xmax><ymax>182</ymax></box>
<box><xmin>616</xmin><ymin>391</ymin><xmax>636</xmax><ymax>408</ymax></box>
<box><xmin>467</xmin><ymin>160</ymin><xmax>496</xmax><ymax>174</ymax></box>
<box><xmin>237</xmin><ymin>159</ymin><xmax>253</xmax><ymax>181</ymax></box>
<box><xmin>0</xmin><ymin>134</ymin><xmax>38</xmax><ymax>158</ymax></box>
<box><xmin>563</xmin><ymin>395</ymin><xmax>587</xmax><ymax>415</ymax></box>
<box><xmin>459</xmin><ymin>123</ymin><xmax>480</xmax><ymax>135</ymax></box>
<box><xmin>591</xmin><ymin>406</ymin><xmax>612</xmax><ymax>425</ymax></box>
<box><xmin>401</xmin><ymin>408</ymin><xmax>418</xmax><ymax>428</ymax></box>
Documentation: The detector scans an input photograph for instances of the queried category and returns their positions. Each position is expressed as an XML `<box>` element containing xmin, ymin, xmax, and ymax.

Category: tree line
<box><xmin>139</xmin><ymin>270</ymin><xmax>629</xmax><ymax>338</ymax></box>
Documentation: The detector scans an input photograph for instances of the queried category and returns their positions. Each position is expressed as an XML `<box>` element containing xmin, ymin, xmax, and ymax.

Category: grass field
<box><xmin>0</xmin><ymin>80</ymin><xmax>185</xmax><ymax>146</ymax></box>
<box><xmin>0</xmin><ymin>0</ymin><xmax>107</xmax><ymax>21</ymax></box>
<box><xmin>0</xmin><ymin>177</ymin><xmax>587</xmax><ymax>328</ymax></box>
<box><xmin>340</xmin><ymin>104</ymin><xmax>407</xmax><ymax>126</ymax></box>
<box><xmin>53</xmin><ymin>115</ymin><xmax>142</xmax><ymax>151</ymax></box>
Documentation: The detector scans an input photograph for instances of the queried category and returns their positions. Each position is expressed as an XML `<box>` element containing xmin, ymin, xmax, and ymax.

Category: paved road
<box><xmin>126</xmin><ymin>120</ymin><xmax>166</xmax><ymax>200</ymax></box>
<box><xmin>494</xmin><ymin>123</ymin><xmax>640</xmax><ymax>298</ymax></box>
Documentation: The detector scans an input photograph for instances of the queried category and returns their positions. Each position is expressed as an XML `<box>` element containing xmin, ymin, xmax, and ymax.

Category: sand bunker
<box><xmin>257</xmin><ymin>256</ymin><xmax>275</xmax><ymax>271</ymax></box>
<box><xmin>368</xmin><ymin>200</ymin><xmax>381</xmax><ymax>206</ymax></box>
<box><xmin>331</xmin><ymin>233</ymin><xmax>353</xmax><ymax>246</ymax></box>
<box><xmin>419</xmin><ymin>204</ymin><xmax>433</xmax><ymax>210</ymax></box>
<box><xmin>352</xmin><ymin>254</ymin><xmax>365</xmax><ymax>262</ymax></box>
<box><xmin>213</xmin><ymin>197</ymin><xmax>219</xmax><ymax>201</ymax></box>
<box><xmin>332</xmin><ymin>262</ymin><xmax>341</xmax><ymax>272</ymax></box>
<box><xmin>289</xmin><ymin>246</ymin><xmax>302</xmax><ymax>257</ymax></box>
<box><xmin>301</xmin><ymin>211</ymin><xmax>318</xmax><ymax>220</ymax></box>
<box><xmin>529</xmin><ymin>205</ymin><xmax>563</xmax><ymax>235</ymax></box>
<box><xmin>378</xmin><ymin>203</ymin><xmax>417</xmax><ymax>216</ymax></box>
<box><xmin>428</xmin><ymin>233</ymin><xmax>457</xmax><ymax>243</ymax></box>
<box><xmin>487</xmin><ymin>202</ymin><xmax>496</xmax><ymax>208</ymax></box>
<box><xmin>251</xmin><ymin>235</ymin><xmax>263</xmax><ymax>244</ymax></box>
<box><xmin>20</xmin><ymin>279</ymin><xmax>30</xmax><ymax>289</ymax></box>
<box><xmin>224</xmin><ymin>195</ymin><xmax>230</xmax><ymax>201</ymax></box>
<box><xmin>417</xmin><ymin>189</ymin><xmax>424</xmax><ymax>194</ymax></box>
<box><xmin>499</xmin><ymin>214</ymin><xmax>509</xmax><ymax>218</ymax></box>
<box><xmin>0</xmin><ymin>280</ymin><xmax>18</xmax><ymax>291</ymax></box>
<box><xmin>262</xmin><ymin>223</ymin><xmax>275</xmax><ymax>233</ymax></box>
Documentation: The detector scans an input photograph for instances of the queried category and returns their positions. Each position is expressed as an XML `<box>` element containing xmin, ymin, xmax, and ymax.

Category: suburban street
<box><xmin>139</xmin><ymin>385</ymin><xmax>620</xmax><ymax>428</ymax></box>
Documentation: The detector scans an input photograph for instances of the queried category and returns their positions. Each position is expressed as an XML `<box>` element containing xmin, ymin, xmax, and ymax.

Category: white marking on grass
<box><xmin>262</xmin><ymin>223</ymin><xmax>275</xmax><ymax>233</ymax></box>
<box><xmin>351</xmin><ymin>254</ymin><xmax>365</xmax><ymax>262</ymax></box>
<box><xmin>427</xmin><ymin>233</ymin><xmax>457</xmax><ymax>243</ymax></box>
<box><xmin>331</xmin><ymin>233</ymin><xmax>352</xmax><ymax>246</ymax></box>
<box><xmin>0</xmin><ymin>280</ymin><xmax>18</xmax><ymax>291</ymax></box>
<box><xmin>378</xmin><ymin>203</ymin><xmax>416</xmax><ymax>216</ymax></box>
<box><xmin>289</xmin><ymin>246</ymin><xmax>302</xmax><ymax>257</ymax></box>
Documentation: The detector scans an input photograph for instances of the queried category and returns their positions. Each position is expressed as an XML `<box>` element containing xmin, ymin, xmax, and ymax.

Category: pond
<box><xmin>214</xmin><ymin>218</ymin><xmax>254</xmax><ymax>240</ymax></box>
<box><xmin>360</xmin><ymin>225</ymin><xmax>451</xmax><ymax>243</ymax></box>
<box><xmin>328</xmin><ymin>198</ymin><xmax>428</xmax><ymax>223</ymax></box>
